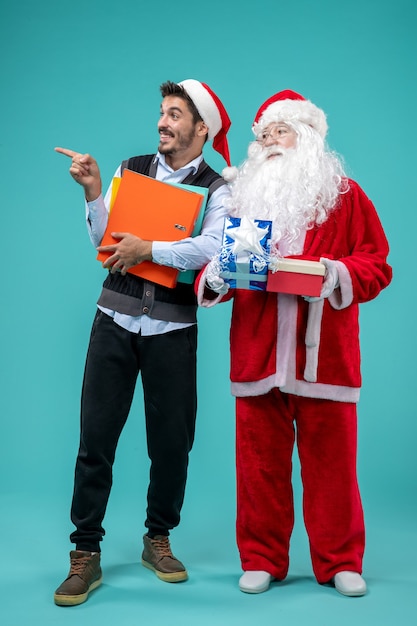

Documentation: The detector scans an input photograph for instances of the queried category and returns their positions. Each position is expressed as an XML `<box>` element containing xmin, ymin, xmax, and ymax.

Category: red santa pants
<box><xmin>235</xmin><ymin>389</ymin><xmax>365</xmax><ymax>583</ymax></box>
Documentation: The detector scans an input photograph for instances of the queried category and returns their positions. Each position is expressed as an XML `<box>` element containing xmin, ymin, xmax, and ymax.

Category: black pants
<box><xmin>70</xmin><ymin>310</ymin><xmax>197</xmax><ymax>552</ymax></box>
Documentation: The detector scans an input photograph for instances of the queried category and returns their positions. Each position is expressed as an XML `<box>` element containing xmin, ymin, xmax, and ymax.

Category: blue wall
<box><xmin>1</xmin><ymin>0</ymin><xmax>415</xmax><ymax>536</ymax></box>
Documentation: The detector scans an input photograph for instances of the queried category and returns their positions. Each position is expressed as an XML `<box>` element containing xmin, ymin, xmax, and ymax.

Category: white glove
<box><xmin>304</xmin><ymin>258</ymin><xmax>339</xmax><ymax>302</ymax></box>
<box><xmin>205</xmin><ymin>256</ymin><xmax>230</xmax><ymax>295</ymax></box>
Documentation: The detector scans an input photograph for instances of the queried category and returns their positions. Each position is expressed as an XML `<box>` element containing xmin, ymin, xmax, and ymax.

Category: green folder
<box><xmin>166</xmin><ymin>182</ymin><xmax>209</xmax><ymax>284</ymax></box>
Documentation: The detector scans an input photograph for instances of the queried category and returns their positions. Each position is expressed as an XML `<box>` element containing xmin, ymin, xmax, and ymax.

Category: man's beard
<box><xmin>158</xmin><ymin>127</ymin><xmax>196</xmax><ymax>156</ymax></box>
<box><xmin>225</xmin><ymin>136</ymin><xmax>346</xmax><ymax>255</ymax></box>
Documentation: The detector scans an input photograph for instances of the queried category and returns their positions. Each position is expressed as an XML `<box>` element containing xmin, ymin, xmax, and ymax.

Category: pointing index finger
<box><xmin>54</xmin><ymin>146</ymin><xmax>78</xmax><ymax>158</ymax></box>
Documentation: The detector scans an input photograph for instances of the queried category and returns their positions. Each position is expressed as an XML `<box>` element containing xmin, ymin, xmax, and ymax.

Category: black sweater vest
<box><xmin>97</xmin><ymin>155</ymin><xmax>225</xmax><ymax>323</ymax></box>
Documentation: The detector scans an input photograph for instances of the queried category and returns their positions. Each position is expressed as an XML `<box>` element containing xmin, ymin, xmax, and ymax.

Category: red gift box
<box><xmin>267</xmin><ymin>258</ymin><xmax>326</xmax><ymax>297</ymax></box>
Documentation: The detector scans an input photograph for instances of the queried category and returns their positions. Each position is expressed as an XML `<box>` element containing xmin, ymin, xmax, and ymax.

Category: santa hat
<box><xmin>253</xmin><ymin>89</ymin><xmax>328</xmax><ymax>139</ymax></box>
<box><xmin>222</xmin><ymin>89</ymin><xmax>328</xmax><ymax>183</ymax></box>
<box><xmin>179</xmin><ymin>79</ymin><xmax>231</xmax><ymax>166</ymax></box>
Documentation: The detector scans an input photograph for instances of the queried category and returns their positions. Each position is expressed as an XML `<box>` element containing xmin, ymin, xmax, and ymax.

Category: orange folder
<box><xmin>97</xmin><ymin>169</ymin><xmax>205</xmax><ymax>288</ymax></box>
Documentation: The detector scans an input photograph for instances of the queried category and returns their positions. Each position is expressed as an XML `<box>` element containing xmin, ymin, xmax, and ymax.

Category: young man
<box><xmin>197</xmin><ymin>90</ymin><xmax>392</xmax><ymax>597</ymax></box>
<box><xmin>54</xmin><ymin>79</ymin><xmax>231</xmax><ymax>606</ymax></box>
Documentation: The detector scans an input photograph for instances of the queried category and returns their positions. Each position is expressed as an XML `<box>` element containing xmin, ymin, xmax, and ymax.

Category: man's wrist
<box><xmin>143</xmin><ymin>241</ymin><xmax>153</xmax><ymax>261</ymax></box>
<box><xmin>85</xmin><ymin>183</ymin><xmax>102</xmax><ymax>203</ymax></box>
<box><xmin>135</xmin><ymin>240</ymin><xmax>153</xmax><ymax>264</ymax></box>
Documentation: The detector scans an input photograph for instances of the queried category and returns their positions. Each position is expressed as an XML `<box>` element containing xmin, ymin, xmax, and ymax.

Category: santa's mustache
<box><xmin>248</xmin><ymin>141</ymin><xmax>291</xmax><ymax>165</ymax></box>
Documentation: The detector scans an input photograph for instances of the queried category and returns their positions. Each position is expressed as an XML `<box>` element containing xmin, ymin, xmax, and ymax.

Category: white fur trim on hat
<box><xmin>254</xmin><ymin>99</ymin><xmax>328</xmax><ymax>139</ymax></box>
<box><xmin>179</xmin><ymin>79</ymin><xmax>222</xmax><ymax>140</ymax></box>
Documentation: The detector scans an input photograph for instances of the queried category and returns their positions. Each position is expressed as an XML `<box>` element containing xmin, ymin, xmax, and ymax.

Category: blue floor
<box><xmin>2</xmin><ymin>490</ymin><xmax>416</xmax><ymax>626</ymax></box>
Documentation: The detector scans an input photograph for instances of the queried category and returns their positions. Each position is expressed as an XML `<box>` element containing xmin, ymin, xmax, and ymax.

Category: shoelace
<box><xmin>150</xmin><ymin>537</ymin><xmax>173</xmax><ymax>558</ymax></box>
<box><xmin>69</xmin><ymin>555</ymin><xmax>92</xmax><ymax>576</ymax></box>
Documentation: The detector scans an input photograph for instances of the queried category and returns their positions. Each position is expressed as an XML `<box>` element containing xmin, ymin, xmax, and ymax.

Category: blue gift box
<box><xmin>219</xmin><ymin>216</ymin><xmax>272</xmax><ymax>290</ymax></box>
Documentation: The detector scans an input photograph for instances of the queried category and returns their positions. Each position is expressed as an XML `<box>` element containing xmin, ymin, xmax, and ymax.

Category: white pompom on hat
<box><xmin>179</xmin><ymin>79</ymin><xmax>232</xmax><ymax>166</ymax></box>
<box><xmin>252</xmin><ymin>89</ymin><xmax>328</xmax><ymax>139</ymax></box>
<box><xmin>222</xmin><ymin>165</ymin><xmax>239</xmax><ymax>182</ymax></box>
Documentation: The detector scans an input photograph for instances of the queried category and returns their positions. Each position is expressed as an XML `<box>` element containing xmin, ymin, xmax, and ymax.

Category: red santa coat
<box><xmin>197</xmin><ymin>180</ymin><xmax>392</xmax><ymax>403</ymax></box>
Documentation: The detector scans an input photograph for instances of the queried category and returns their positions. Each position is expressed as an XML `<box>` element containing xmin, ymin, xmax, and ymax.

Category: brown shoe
<box><xmin>54</xmin><ymin>550</ymin><xmax>102</xmax><ymax>606</ymax></box>
<box><xmin>142</xmin><ymin>534</ymin><xmax>188</xmax><ymax>582</ymax></box>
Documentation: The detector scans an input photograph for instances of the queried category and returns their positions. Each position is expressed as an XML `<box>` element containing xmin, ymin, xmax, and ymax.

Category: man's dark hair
<box><xmin>160</xmin><ymin>81</ymin><xmax>203</xmax><ymax>125</ymax></box>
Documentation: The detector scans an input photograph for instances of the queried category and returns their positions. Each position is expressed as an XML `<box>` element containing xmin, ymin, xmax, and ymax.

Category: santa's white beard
<box><xmin>225</xmin><ymin>138</ymin><xmax>345</xmax><ymax>255</ymax></box>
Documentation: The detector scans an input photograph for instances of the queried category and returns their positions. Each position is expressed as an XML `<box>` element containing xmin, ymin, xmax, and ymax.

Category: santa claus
<box><xmin>196</xmin><ymin>90</ymin><xmax>392</xmax><ymax>596</ymax></box>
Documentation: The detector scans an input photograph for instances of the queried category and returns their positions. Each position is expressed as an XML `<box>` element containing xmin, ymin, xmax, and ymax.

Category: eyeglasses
<box><xmin>256</xmin><ymin>124</ymin><xmax>294</xmax><ymax>144</ymax></box>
